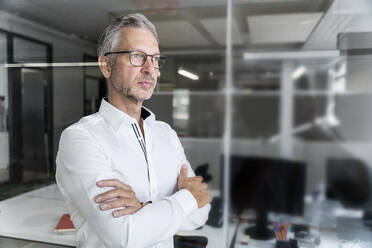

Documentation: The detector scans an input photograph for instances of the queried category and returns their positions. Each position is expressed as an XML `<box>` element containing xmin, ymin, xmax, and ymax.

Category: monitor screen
<box><xmin>227</xmin><ymin>155</ymin><xmax>306</xmax><ymax>240</ymax></box>
<box><xmin>326</xmin><ymin>158</ymin><xmax>369</xmax><ymax>208</ymax></box>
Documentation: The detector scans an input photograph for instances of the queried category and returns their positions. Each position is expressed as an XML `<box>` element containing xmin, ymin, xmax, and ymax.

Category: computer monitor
<box><xmin>228</xmin><ymin>155</ymin><xmax>306</xmax><ymax>240</ymax></box>
<box><xmin>326</xmin><ymin>158</ymin><xmax>372</xmax><ymax>237</ymax></box>
<box><xmin>326</xmin><ymin>158</ymin><xmax>370</xmax><ymax>208</ymax></box>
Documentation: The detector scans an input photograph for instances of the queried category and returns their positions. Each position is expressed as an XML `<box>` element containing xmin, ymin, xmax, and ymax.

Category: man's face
<box><xmin>109</xmin><ymin>27</ymin><xmax>159</xmax><ymax>102</ymax></box>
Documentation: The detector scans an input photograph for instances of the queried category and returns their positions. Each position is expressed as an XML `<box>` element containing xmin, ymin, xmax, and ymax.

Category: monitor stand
<box><xmin>244</xmin><ymin>207</ymin><xmax>275</xmax><ymax>240</ymax></box>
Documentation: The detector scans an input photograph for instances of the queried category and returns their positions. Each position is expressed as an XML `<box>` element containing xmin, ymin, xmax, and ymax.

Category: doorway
<box><xmin>7</xmin><ymin>34</ymin><xmax>53</xmax><ymax>183</ymax></box>
<box><xmin>21</xmin><ymin>68</ymin><xmax>49</xmax><ymax>179</ymax></box>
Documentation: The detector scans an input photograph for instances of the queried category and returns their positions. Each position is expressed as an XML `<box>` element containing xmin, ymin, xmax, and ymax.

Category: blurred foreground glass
<box><xmin>229</xmin><ymin>0</ymin><xmax>372</xmax><ymax>247</ymax></box>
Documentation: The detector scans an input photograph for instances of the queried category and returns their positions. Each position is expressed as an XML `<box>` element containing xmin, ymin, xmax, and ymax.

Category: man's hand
<box><xmin>95</xmin><ymin>179</ymin><xmax>142</xmax><ymax>218</ymax></box>
<box><xmin>178</xmin><ymin>164</ymin><xmax>212</xmax><ymax>208</ymax></box>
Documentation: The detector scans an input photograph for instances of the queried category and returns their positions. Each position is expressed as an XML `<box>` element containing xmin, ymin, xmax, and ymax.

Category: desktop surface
<box><xmin>0</xmin><ymin>184</ymin><xmax>371</xmax><ymax>248</ymax></box>
<box><xmin>230</xmin><ymin>199</ymin><xmax>372</xmax><ymax>248</ymax></box>
<box><xmin>0</xmin><ymin>184</ymin><xmax>230</xmax><ymax>248</ymax></box>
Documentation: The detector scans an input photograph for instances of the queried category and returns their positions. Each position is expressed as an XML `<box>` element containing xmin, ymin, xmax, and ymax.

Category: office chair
<box><xmin>174</xmin><ymin>235</ymin><xmax>208</xmax><ymax>248</ymax></box>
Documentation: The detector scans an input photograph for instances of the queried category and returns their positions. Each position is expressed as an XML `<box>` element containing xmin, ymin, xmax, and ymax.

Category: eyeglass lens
<box><xmin>129</xmin><ymin>51</ymin><xmax>165</xmax><ymax>68</ymax></box>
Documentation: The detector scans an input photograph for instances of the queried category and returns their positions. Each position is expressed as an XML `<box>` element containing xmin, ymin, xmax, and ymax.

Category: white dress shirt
<box><xmin>56</xmin><ymin>99</ymin><xmax>210</xmax><ymax>248</ymax></box>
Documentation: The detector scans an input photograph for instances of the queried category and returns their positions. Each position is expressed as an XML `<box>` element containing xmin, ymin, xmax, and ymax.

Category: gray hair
<box><xmin>97</xmin><ymin>13</ymin><xmax>159</xmax><ymax>57</ymax></box>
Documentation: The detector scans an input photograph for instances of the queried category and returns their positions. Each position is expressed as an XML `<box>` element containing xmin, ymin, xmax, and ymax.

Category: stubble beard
<box><xmin>110</xmin><ymin>66</ymin><xmax>155</xmax><ymax>104</ymax></box>
<box><xmin>111</xmin><ymin>77</ymin><xmax>143</xmax><ymax>104</ymax></box>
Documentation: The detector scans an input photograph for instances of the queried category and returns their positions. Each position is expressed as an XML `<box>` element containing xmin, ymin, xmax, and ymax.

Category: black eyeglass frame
<box><xmin>104</xmin><ymin>50</ymin><xmax>166</xmax><ymax>69</ymax></box>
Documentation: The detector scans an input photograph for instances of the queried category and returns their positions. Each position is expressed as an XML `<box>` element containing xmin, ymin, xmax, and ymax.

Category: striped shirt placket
<box><xmin>131</xmin><ymin>123</ymin><xmax>152</xmax><ymax>200</ymax></box>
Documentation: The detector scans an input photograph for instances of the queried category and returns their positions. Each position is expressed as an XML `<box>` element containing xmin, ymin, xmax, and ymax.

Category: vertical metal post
<box><xmin>223</xmin><ymin>0</ymin><xmax>233</xmax><ymax>246</ymax></box>
<box><xmin>280</xmin><ymin>61</ymin><xmax>294</xmax><ymax>158</ymax></box>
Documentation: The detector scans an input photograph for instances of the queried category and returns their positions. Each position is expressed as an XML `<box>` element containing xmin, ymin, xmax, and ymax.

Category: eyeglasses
<box><xmin>104</xmin><ymin>50</ymin><xmax>166</xmax><ymax>69</ymax></box>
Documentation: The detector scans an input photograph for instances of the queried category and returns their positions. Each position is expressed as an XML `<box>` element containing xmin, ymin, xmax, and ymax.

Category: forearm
<box><xmin>178</xmin><ymin>203</ymin><xmax>211</xmax><ymax>231</ymax></box>
<box><xmin>128</xmin><ymin>189</ymin><xmax>197</xmax><ymax>247</ymax></box>
<box><xmin>58</xmin><ymin>165</ymin><xmax>197</xmax><ymax>248</ymax></box>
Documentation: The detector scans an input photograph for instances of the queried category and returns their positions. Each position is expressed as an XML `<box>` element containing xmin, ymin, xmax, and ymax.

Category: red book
<box><xmin>54</xmin><ymin>214</ymin><xmax>76</xmax><ymax>233</ymax></box>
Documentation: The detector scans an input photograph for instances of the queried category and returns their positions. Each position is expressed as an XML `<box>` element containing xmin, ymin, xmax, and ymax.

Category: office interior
<box><xmin>0</xmin><ymin>0</ymin><xmax>372</xmax><ymax>247</ymax></box>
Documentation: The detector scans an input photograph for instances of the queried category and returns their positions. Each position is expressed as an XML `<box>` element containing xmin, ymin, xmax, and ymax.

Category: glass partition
<box><xmin>0</xmin><ymin>1</ymin><xmax>229</xmax><ymax>248</ymax></box>
<box><xmin>230</xmin><ymin>0</ymin><xmax>372</xmax><ymax>247</ymax></box>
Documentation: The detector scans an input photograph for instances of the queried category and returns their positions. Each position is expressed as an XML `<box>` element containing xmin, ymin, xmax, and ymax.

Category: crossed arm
<box><xmin>95</xmin><ymin>164</ymin><xmax>211</xmax><ymax>219</ymax></box>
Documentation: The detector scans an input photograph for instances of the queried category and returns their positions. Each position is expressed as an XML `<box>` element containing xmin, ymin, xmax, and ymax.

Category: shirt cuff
<box><xmin>171</xmin><ymin>189</ymin><xmax>198</xmax><ymax>217</ymax></box>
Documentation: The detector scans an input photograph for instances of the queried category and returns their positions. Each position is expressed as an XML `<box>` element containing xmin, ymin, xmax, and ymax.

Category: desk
<box><xmin>2</xmin><ymin>185</ymin><xmax>371</xmax><ymax>248</ymax></box>
<box><xmin>230</xmin><ymin>199</ymin><xmax>372</xmax><ymax>248</ymax></box>
<box><xmin>0</xmin><ymin>184</ymin><xmax>74</xmax><ymax>246</ymax></box>
<box><xmin>0</xmin><ymin>184</ymin><xmax>227</xmax><ymax>247</ymax></box>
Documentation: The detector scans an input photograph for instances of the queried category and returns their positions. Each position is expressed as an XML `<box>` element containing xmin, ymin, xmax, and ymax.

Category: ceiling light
<box><xmin>292</xmin><ymin>66</ymin><xmax>307</xmax><ymax>79</ymax></box>
<box><xmin>178</xmin><ymin>67</ymin><xmax>199</xmax><ymax>81</ymax></box>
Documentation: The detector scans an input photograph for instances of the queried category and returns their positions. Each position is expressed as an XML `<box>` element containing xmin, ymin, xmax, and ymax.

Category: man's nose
<box><xmin>141</xmin><ymin>56</ymin><xmax>155</xmax><ymax>73</ymax></box>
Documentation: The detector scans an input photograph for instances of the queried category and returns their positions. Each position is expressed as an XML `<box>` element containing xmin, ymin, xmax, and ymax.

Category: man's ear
<box><xmin>98</xmin><ymin>56</ymin><xmax>111</xmax><ymax>79</ymax></box>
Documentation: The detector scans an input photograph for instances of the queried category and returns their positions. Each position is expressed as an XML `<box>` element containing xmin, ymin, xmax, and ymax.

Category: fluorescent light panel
<box><xmin>292</xmin><ymin>66</ymin><xmax>307</xmax><ymax>79</ymax></box>
<box><xmin>178</xmin><ymin>68</ymin><xmax>199</xmax><ymax>80</ymax></box>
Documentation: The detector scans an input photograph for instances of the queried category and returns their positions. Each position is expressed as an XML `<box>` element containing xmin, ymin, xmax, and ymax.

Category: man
<box><xmin>56</xmin><ymin>13</ymin><xmax>211</xmax><ymax>248</ymax></box>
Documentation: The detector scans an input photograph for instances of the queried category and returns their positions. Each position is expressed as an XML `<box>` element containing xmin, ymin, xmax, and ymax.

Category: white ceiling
<box><xmin>0</xmin><ymin>0</ymin><xmax>369</xmax><ymax>52</ymax></box>
<box><xmin>304</xmin><ymin>1</ymin><xmax>353</xmax><ymax>50</ymax></box>
<box><xmin>154</xmin><ymin>20</ymin><xmax>210</xmax><ymax>47</ymax></box>
<box><xmin>303</xmin><ymin>0</ymin><xmax>372</xmax><ymax>50</ymax></box>
<box><xmin>200</xmin><ymin>17</ymin><xmax>243</xmax><ymax>46</ymax></box>
<box><xmin>247</xmin><ymin>13</ymin><xmax>323</xmax><ymax>44</ymax></box>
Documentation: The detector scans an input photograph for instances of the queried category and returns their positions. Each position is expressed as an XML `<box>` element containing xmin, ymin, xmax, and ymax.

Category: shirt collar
<box><xmin>98</xmin><ymin>98</ymin><xmax>156</xmax><ymax>131</ymax></box>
